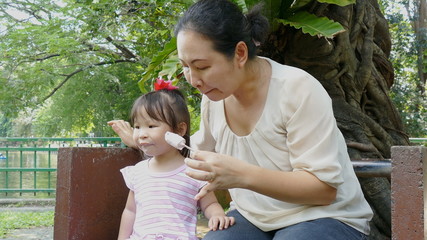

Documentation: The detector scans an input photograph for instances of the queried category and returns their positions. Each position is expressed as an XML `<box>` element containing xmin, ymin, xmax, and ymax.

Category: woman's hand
<box><xmin>185</xmin><ymin>150</ymin><xmax>250</xmax><ymax>200</ymax></box>
<box><xmin>107</xmin><ymin>120</ymin><xmax>137</xmax><ymax>149</ymax></box>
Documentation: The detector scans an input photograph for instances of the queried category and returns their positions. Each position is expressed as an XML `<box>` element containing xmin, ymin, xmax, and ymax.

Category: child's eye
<box><xmin>134</xmin><ymin>126</ymin><xmax>140</xmax><ymax>129</ymax></box>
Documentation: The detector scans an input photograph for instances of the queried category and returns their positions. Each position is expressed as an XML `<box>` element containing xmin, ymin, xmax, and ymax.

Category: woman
<box><xmin>110</xmin><ymin>0</ymin><xmax>373</xmax><ymax>239</ymax></box>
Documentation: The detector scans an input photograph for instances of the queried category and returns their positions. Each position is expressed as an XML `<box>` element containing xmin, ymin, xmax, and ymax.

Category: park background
<box><xmin>0</xmin><ymin>0</ymin><xmax>426</xmax><ymax>239</ymax></box>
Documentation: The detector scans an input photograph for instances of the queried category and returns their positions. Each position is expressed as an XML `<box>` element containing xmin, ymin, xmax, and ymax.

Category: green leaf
<box><xmin>159</xmin><ymin>56</ymin><xmax>180</xmax><ymax>79</ymax></box>
<box><xmin>317</xmin><ymin>0</ymin><xmax>356</xmax><ymax>7</ymax></box>
<box><xmin>276</xmin><ymin>11</ymin><xmax>345</xmax><ymax>38</ymax></box>
<box><xmin>233</xmin><ymin>0</ymin><xmax>248</xmax><ymax>13</ymax></box>
<box><xmin>138</xmin><ymin>37</ymin><xmax>177</xmax><ymax>91</ymax></box>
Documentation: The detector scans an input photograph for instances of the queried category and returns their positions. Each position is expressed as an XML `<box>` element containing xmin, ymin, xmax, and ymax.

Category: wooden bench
<box><xmin>53</xmin><ymin>146</ymin><xmax>426</xmax><ymax>240</ymax></box>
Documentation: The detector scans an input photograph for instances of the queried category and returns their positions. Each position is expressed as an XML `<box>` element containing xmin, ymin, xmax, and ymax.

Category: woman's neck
<box><xmin>223</xmin><ymin>57</ymin><xmax>272</xmax><ymax>136</ymax></box>
<box><xmin>231</xmin><ymin>57</ymin><xmax>271</xmax><ymax>106</ymax></box>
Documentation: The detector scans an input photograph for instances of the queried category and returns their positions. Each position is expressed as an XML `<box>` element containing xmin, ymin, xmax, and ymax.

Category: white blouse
<box><xmin>191</xmin><ymin>57</ymin><xmax>373</xmax><ymax>234</ymax></box>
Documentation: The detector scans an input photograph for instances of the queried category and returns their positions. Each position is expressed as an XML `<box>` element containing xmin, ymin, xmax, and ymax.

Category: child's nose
<box><xmin>136</xmin><ymin>128</ymin><xmax>148</xmax><ymax>138</ymax></box>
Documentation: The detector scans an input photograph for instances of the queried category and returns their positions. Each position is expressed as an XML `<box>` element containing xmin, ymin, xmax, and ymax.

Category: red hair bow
<box><xmin>154</xmin><ymin>77</ymin><xmax>179</xmax><ymax>91</ymax></box>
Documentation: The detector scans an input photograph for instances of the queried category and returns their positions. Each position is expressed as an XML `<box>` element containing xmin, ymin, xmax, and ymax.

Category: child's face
<box><xmin>132</xmin><ymin>107</ymin><xmax>175</xmax><ymax>157</ymax></box>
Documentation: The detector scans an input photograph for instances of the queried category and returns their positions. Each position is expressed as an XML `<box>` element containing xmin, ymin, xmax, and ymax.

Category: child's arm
<box><xmin>118</xmin><ymin>191</ymin><xmax>136</xmax><ymax>240</ymax></box>
<box><xmin>199</xmin><ymin>191</ymin><xmax>235</xmax><ymax>231</ymax></box>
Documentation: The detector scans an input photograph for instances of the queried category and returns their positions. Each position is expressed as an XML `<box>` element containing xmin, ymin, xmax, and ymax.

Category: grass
<box><xmin>0</xmin><ymin>211</ymin><xmax>54</xmax><ymax>238</ymax></box>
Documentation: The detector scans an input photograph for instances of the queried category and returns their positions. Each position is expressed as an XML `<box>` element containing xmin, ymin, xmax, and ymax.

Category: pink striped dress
<box><xmin>120</xmin><ymin>159</ymin><xmax>206</xmax><ymax>240</ymax></box>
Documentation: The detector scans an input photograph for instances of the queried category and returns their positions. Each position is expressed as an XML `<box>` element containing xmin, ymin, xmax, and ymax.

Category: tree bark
<box><xmin>260</xmin><ymin>1</ymin><xmax>410</xmax><ymax>239</ymax></box>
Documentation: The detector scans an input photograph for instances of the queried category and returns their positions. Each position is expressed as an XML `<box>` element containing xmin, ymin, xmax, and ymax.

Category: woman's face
<box><xmin>177</xmin><ymin>30</ymin><xmax>242</xmax><ymax>101</ymax></box>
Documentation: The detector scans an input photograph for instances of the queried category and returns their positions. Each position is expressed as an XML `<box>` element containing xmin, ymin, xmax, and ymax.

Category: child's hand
<box><xmin>208</xmin><ymin>215</ymin><xmax>235</xmax><ymax>231</ymax></box>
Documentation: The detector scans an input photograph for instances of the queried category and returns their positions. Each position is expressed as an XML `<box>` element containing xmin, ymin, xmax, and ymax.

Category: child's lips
<box><xmin>139</xmin><ymin>142</ymin><xmax>153</xmax><ymax>148</ymax></box>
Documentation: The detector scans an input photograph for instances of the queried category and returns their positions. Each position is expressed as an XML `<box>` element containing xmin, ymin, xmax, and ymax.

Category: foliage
<box><xmin>0</xmin><ymin>0</ymin><xmax>350</xmax><ymax>137</ymax></box>
<box><xmin>0</xmin><ymin>211</ymin><xmax>54</xmax><ymax>238</ymax></box>
<box><xmin>0</xmin><ymin>0</ymin><xmax>424</xmax><ymax>138</ymax></box>
<box><xmin>140</xmin><ymin>0</ymin><xmax>353</xmax><ymax>99</ymax></box>
<box><xmin>275</xmin><ymin>12</ymin><xmax>345</xmax><ymax>38</ymax></box>
<box><xmin>0</xmin><ymin>0</ymin><xmax>188</xmax><ymax>137</ymax></box>
<box><xmin>380</xmin><ymin>1</ymin><xmax>427</xmax><ymax>137</ymax></box>
<box><xmin>0</xmin><ymin>113</ymin><xmax>12</xmax><ymax>137</ymax></box>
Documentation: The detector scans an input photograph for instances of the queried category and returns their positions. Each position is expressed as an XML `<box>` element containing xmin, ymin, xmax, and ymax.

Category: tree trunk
<box><xmin>260</xmin><ymin>1</ymin><xmax>410</xmax><ymax>239</ymax></box>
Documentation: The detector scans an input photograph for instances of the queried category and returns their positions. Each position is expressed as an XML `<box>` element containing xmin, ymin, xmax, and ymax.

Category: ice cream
<box><xmin>165</xmin><ymin>131</ymin><xmax>192</xmax><ymax>151</ymax></box>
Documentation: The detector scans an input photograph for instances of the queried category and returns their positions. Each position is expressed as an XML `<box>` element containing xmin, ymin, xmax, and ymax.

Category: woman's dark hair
<box><xmin>130</xmin><ymin>89</ymin><xmax>191</xmax><ymax>157</ymax></box>
<box><xmin>174</xmin><ymin>0</ymin><xmax>269</xmax><ymax>59</ymax></box>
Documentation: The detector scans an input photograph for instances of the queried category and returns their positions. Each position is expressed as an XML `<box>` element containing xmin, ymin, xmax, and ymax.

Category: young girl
<box><xmin>113</xmin><ymin>79</ymin><xmax>234</xmax><ymax>240</ymax></box>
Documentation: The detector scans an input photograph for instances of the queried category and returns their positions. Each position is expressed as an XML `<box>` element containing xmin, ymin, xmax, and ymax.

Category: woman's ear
<box><xmin>234</xmin><ymin>41</ymin><xmax>248</xmax><ymax>68</ymax></box>
<box><xmin>177</xmin><ymin>122</ymin><xmax>188</xmax><ymax>136</ymax></box>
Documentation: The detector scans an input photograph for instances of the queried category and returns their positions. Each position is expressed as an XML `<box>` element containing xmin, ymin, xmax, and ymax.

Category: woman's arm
<box><xmin>244</xmin><ymin>163</ymin><xmax>337</xmax><ymax>205</ymax></box>
<box><xmin>186</xmin><ymin>152</ymin><xmax>337</xmax><ymax>205</ymax></box>
<box><xmin>199</xmin><ymin>191</ymin><xmax>235</xmax><ymax>231</ymax></box>
<box><xmin>117</xmin><ymin>191</ymin><xmax>136</xmax><ymax>240</ymax></box>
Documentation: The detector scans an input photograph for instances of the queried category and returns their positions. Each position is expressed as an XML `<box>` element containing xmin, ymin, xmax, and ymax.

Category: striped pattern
<box><xmin>121</xmin><ymin>160</ymin><xmax>205</xmax><ymax>240</ymax></box>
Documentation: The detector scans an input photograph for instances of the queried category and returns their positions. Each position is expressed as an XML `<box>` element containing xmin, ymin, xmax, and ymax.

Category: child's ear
<box><xmin>177</xmin><ymin>122</ymin><xmax>188</xmax><ymax>136</ymax></box>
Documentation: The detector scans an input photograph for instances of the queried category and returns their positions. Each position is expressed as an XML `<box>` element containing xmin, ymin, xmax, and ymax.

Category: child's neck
<box><xmin>149</xmin><ymin>150</ymin><xmax>185</xmax><ymax>172</ymax></box>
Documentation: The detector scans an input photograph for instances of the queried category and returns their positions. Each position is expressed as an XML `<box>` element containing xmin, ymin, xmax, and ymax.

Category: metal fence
<box><xmin>0</xmin><ymin>137</ymin><xmax>122</xmax><ymax>197</ymax></box>
<box><xmin>0</xmin><ymin>137</ymin><xmax>425</xmax><ymax>197</ymax></box>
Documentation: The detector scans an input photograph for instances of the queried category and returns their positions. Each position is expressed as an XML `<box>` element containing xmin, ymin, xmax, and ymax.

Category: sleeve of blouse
<box><xmin>120</xmin><ymin>166</ymin><xmax>135</xmax><ymax>191</ymax></box>
<box><xmin>284</xmin><ymin>71</ymin><xmax>344</xmax><ymax>188</ymax></box>
<box><xmin>191</xmin><ymin>95</ymin><xmax>216</xmax><ymax>152</ymax></box>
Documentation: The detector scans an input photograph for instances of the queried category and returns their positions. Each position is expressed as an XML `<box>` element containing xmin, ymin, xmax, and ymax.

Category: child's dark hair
<box><xmin>174</xmin><ymin>0</ymin><xmax>269</xmax><ymax>59</ymax></box>
<box><xmin>130</xmin><ymin>89</ymin><xmax>191</xmax><ymax>157</ymax></box>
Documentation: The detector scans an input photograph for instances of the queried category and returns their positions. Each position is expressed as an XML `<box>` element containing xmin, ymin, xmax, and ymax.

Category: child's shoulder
<box><xmin>134</xmin><ymin>159</ymin><xmax>150</xmax><ymax>168</ymax></box>
<box><xmin>123</xmin><ymin>159</ymin><xmax>149</xmax><ymax>172</ymax></box>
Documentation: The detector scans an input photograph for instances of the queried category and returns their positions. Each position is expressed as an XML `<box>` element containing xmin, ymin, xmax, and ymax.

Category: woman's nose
<box><xmin>186</xmin><ymin>70</ymin><xmax>202</xmax><ymax>88</ymax></box>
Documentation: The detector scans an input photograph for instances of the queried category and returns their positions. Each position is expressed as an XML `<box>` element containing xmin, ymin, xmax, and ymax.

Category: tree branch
<box><xmin>35</xmin><ymin>54</ymin><xmax>60</xmax><ymax>61</ymax></box>
<box><xmin>105</xmin><ymin>36</ymin><xmax>137</xmax><ymax>59</ymax></box>
<box><xmin>41</xmin><ymin>59</ymin><xmax>137</xmax><ymax>102</ymax></box>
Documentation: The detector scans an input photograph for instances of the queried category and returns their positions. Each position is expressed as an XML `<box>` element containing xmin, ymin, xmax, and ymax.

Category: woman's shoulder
<box><xmin>263</xmin><ymin>57</ymin><xmax>327</xmax><ymax>96</ymax></box>
<box><xmin>263</xmin><ymin>57</ymin><xmax>315</xmax><ymax>82</ymax></box>
<box><xmin>261</xmin><ymin>57</ymin><xmax>332</xmax><ymax>116</ymax></box>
